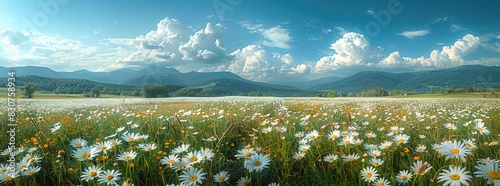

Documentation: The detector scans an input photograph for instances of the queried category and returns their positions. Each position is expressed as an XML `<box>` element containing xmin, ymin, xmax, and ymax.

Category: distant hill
<box><xmin>198</xmin><ymin>78</ymin><xmax>317</xmax><ymax>96</ymax></box>
<box><xmin>312</xmin><ymin>65</ymin><xmax>500</xmax><ymax>93</ymax></box>
<box><xmin>272</xmin><ymin>75</ymin><xmax>344</xmax><ymax>89</ymax></box>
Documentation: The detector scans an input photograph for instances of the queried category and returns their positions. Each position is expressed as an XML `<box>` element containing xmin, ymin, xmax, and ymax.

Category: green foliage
<box><xmin>326</xmin><ymin>90</ymin><xmax>336</xmax><ymax>98</ymax></box>
<box><xmin>90</xmin><ymin>84</ymin><xmax>105</xmax><ymax>97</ymax></box>
<box><xmin>141</xmin><ymin>84</ymin><xmax>183</xmax><ymax>98</ymax></box>
<box><xmin>248</xmin><ymin>91</ymin><xmax>262</xmax><ymax>97</ymax></box>
<box><xmin>21</xmin><ymin>83</ymin><xmax>41</xmax><ymax>98</ymax></box>
<box><xmin>360</xmin><ymin>87</ymin><xmax>388</xmax><ymax>97</ymax></box>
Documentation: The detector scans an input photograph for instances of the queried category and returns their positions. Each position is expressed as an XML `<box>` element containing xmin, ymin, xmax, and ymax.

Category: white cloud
<box><xmin>178</xmin><ymin>22</ymin><xmax>228</xmax><ymax>63</ymax></box>
<box><xmin>313</xmin><ymin>32</ymin><xmax>382</xmax><ymax>73</ymax></box>
<box><xmin>240</xmin><ymin>22</ymin><xmax>292</xmax><ymax>49</ymax></box>
<box><xmin>433</xmin><ymin>17</ymin><xmax>452</xmax><ymax>23</ymax></box>
<box><xmin>398</xmin><ymin>30</ymin><xmax>430</xmax><ymax>39</ymax></box>
<box><xmin>379</xmin><ymin>34</ymin><xmax>481</xmax><ymax>68</ymax></box>
<box><xmin>497</xmin><ymin>35</ymin><xmax>500</xmax><ymax>39</ymax></box>
<box><xmin>204</xmin><ymin>45</ymin><xmax>306</xmax><ymax>81</ymax></box>
<box><xmin>367</xmin><ymin>9</ymin><xmax>374</xmax><ymax>15</ymax></box>
<box><xmin>451</xmin><ymin>24</ymin><xmax>463</xmax><ymax>32</ymax></box>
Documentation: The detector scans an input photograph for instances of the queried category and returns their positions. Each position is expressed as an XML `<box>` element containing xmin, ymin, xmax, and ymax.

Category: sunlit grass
<box><xmin>0</xmin><ymin>98</ymin><xmax>499</xmax><ymax>185</ymax></box>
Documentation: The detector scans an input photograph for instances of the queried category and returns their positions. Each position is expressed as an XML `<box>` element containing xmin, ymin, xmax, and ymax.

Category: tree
<box><xmin>53</xmin><ymin>86</ymin><xmax>62</xmax><ymax>96</ymax></box>
<box><xmin>21</xmin><ymin>83</ymin><xmax>40</xmax><ymax>98</ymax></box>
<box><xmin>90</xmin><ymin>84</ymin><xmax>105</xmax><ymax>97</ymax></box>
<box><xmin>327</xmin><ymin>90</ymin><xmax>336</xmax><ymax>98</ymax></box>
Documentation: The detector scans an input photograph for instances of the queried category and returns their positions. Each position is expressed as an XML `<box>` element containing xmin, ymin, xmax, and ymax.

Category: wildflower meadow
<box><xmin>1</xmin><ymin>98</ymin><xmax>499</xmax><ymax>186</ymax></box>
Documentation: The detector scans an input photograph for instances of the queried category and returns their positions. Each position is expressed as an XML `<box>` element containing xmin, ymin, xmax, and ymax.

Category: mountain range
<box><xmin>1</xmin><ymin>64</ymin><xmax>499</xmax><ymax>95</ymax></box>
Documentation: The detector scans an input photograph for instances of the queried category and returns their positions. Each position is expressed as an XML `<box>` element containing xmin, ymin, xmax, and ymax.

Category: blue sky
<box><xmin>1</xmin><ymin>0</ymin><xmax>499</xmax><ymax>82</ymax></box>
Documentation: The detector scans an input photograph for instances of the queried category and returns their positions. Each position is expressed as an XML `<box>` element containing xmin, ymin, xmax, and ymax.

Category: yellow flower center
<box><xmin>487</xmin><ymin>171</ymin><xmax>500</xmax><ymax>180</ymax></box>
<box><xmin>378</xmin><ymin>183</ymin><xmax>385</xmax><ymax>186</ymax></box>
<box><xmin>218</xmin><ymin>176</ymin><xmax>225</xmax><ymax>181</ymax></box>
<box><xmin>20</xmin><ymin>165</ymin><xmax>27</xmax><ymax>169</ymax></box>
<box><xmin>345</xmin><ymin>140</ymin><xmax>350</xmax><ymax>144</ymax></box>
<box><xmin>75</xmin><ymin>142</ymin><xmax>81</xmax><ymax>147</ymax></box>
<box><xmin>373</xmin><ymin>162</ymin><xmax>379</xmax><ymax>167</ymax></box>
<box><xmin>90</xmin><ymin>171</ymin><xmax>97</xmax><ymax>177</ymax></box>
<box><xmin>450</xmin><ymin>173</ymin><xmax>460</xmax><ymax>180</ymax></box>
<box><xmin>366</xmin><ymin>172</ymin><xmax>372</xmax><ymax>178</ymax></box>
<box><xmin>125</xmin><ymin>156</ymin><xmax>131</xmax><ymax>161</ymax></box>
<box><xmin>478</xmin><ymin>127</ymin><xmax>483</xmax><ymax>131</ymax></box>
<box><xmin>189</xmin><ymin>175</ymin><xmax>197</xmax><ymax>181</ymax></box>
<box><xmin>349</xmin><ymin>157</ymin><xmax>355</xmax><ymax>161</ymax></box>
<box><xmin>128</xmin><ymin>137</ymin><xmax>134</xmax><ymax>141</ymax></box>
<box><xmin>147</xmin><ymin>147</ymin><xmax>153</xmax><ymax>151</ymax></box>
<box><xmin>297</xmin><ymin>155</ymin><xmax>303</xmax><ymax>159</ymax></box>
<box><xmin>245</xmin><ymin>152</ymin><xmax>252</xmax><ymax>157</ymax></box>
<box><xmin>168</xmin><ymin>159</ymin><xmax>175</xmax><ymax>164</ymax></box>
<box><xmin>254</xmin><ymin>160</ymin><xmax>262</xmax><ymax>166</ymax></box>
<box><xmin>5</xmin><ymin>175</ymin><xmax>12</xmax><ymax>181</ymax></box>
<box><xmin>372</xmin><ymin>153</ymin><xmax>378</xmax><ymax>157</ymax></box>
<box><xmin>106</xmin><ymin>175</ymin><xmax>113</xmax><ymax>180</ymax></box>
<box><xmin>417</xmin><ymin>162</ymin><xmax>428</xmax><ymax>174</ymax></box>
<box><xmin>450</xmin><ymin>148</ymin><xmax>460</xmax><ymax>154</ymax></box>
<box><xmin>242</xmin><ymin>181</ymin><xmax>249</xmax><ymax>186</ymax></box>
<box><xmin>0</xmin><ymin>168</ymin><xmax>7</xmax><ymax>173</ymax></box>
<box><xmin>447</xmin><ymin>126</ymin><xmax>452</xmax><ymax>129</ymax></box>
<box><xmin>101</xmin><ymin>146</ymin><xmax>107</xmax><ymax>150</ymax></box>
<box><xmin>399</xmin><ymin>139</ymin><xmax>405</xmax><ymax>143</ymax></box>
<box><xmin>179</xmin><ymin>165</ymin><xmax>186</xmax><ymax>169</ymax></box>
<box><xmin>331</xmin><ymin>135</ymin><xmax>337</xmax><ymax>139</ymax></box>
<box><xmin>402</xmin><ymin>175</ymin><xmax>408</xmax><ymax>180</ymax></box>
<box><xmin>328</xmin><ymin>157</ymin><xmax>333</xmax><ymax>161</ymax></box>
<box><xmin>310</xmin><ymin>135</ymin><xmax>315</xmax><ymax>139</ymax></box>
<box><xmin>189</xmin><ymin>156</ymin><xmax>198</xmax><ymax>162</ymax></box>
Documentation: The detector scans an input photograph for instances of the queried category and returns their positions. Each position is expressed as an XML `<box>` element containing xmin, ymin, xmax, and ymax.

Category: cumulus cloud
<box><xmin>240</xmin><ymin>22</ymin><xmax>292</xmax><ymax>49</ymax></box>
<box><xmin>450</xmin><ymin>24</ymin><xmax>464</xmax><ymax>32</ymax></box>
<box><xmin>398</xmin><ymin>30</ymin><xmax>430</xmax><ymax>39</ymax></box>
<box><xmin>203</xmin><ymin>45</ymin><xmax>307</xmax><ymax>81</ymax></box>
<box><xmin>497</xmin><ymin>35</ymin><xmax>500</xmax><ymax>39</ymax></box>
<box><xmin>106</xmin><ymin>17</ymin><xmax>229</xmax><ymax>70</ymax></box>
<box><xmin>379</xmin><ymin>34</ymin><xmax>481</xmax><ymax>68</ymax></box>
<box><xmin>313</xmin><ymin>32</ymin><xmax>382</xmax><ymax>73</ymax></box>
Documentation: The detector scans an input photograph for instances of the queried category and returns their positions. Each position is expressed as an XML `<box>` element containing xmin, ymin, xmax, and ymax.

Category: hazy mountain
<box><xmin>273</xmin><ymin>75</ymin><xmax>344</xmax><ymax>89</ymax></box>
<box><xmin>312</xmin><ymin>65</ymin><xmax>500</xmax><ymax>93</ymax></box>
<box><xmin>198</xmin><ymin>78</ymin><xmax>317</xmax><ymax>96</ymax></box>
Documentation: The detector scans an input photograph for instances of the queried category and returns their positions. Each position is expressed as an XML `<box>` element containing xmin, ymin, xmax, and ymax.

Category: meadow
<box><xmin>0</xmin><ymin>97</ymin><xmax>499</xmax><ymax>186</ymax></box>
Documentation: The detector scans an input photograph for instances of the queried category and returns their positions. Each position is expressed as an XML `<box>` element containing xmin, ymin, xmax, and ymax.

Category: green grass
<box><xmin>0</xmin><ymin>88</ymin><xmax>137</xmax><ymax>99</ymax></box>
<box><xmin>0</xmin><ymin>99</ymin><xmax>499</xmax><ymax>185</ymax></box>
<box><xmin>388</xmin><ymin>92</ymin><xmax>499</xmax><ymax>98</ymax></box>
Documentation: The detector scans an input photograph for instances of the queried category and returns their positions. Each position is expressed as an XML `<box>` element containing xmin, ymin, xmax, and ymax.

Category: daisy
<box><xmin>244</xmin><ymin>153</ymin><xmax>270</xmax><ymax>172</ymax></box>
<box><xmin>323</xmin><ymin>154</ymin><xmax>338</xmax><ymax>163</ymax></box>
<box><xmin>360</xmin><ymin>166</ymin><xmax>379</xmax><ymax>183</ymax></box>
<box><xmin>293</xmin><ymin>152</ymin><xmax>306</xmax><ymax>160</ymax></box>
<box><xmin>0</xmin><ymin>164</ymin><xmax>8</xmax><ymax>174</ymax></box>
<box><xmin>462</xmin><ymin>139</ymin><xmax>476</xmax><ymax>149</ymax></box>
<box><xmin>262</xmin><ymin>126</ymin><xmax>272</xmax><ymax>134</ymax></box>
<box><xmin>414</xmin><ymin>144</ymin><xmax>427</xmax><ymax>153</ymax></box>
<box><xmin>474</xmin><ymin>162</ymin><xmax>500</xmax><ymax>186</ymax></box>
<box><xmin>199</xmin><ymin>148</ymin><xmax>215</xmax><ymax>161</ymax></box>
<box><xmin>412</xmin><ymin>160</ymin><xmax>433</xmax><ymax>175</ymax></box>
<box><xmin>70</xmin><ymin>138</ymin><xmax>88</xmax><ymax>148</ymax></box>
<box><xmin>237</xmin><ymin>176</ymin><xmax>251</xmax><ymax>186</ymax></box>
<box><xmin>364</xmin><ymin>144</ymin><xmax>378</xmax><ymax>151</ymax></box>
<box><xmin>172</xmin><ymin>161</ymin><xmax>192</xmax><ymax>171</ymax></box>
<box><xmin>340</xmin><ymin>135</ymin><xmax>354</xmax><ymax>146</ymax></box>
<box><xmin>21</xmin><ymin>166</ymin><xmax>41</xmax><ymax>176</ymax></box>
<box><xmin>179</xmin><ymin>167</ymin><xmax>206</xmax><ymax>186</ymax></box>
<box><xmin>396</xmin><ymin>170</ymin><xmax>412</xmax><ymax>185</ymax></box>
<box><xmin>160</xmin><ymin>154</ymin><xmax>179</xmax><ymax>166</ymax></box>
<box><xmin>235</xmin><ymin>148</ymin><xmax>256</xmax><ymax>159</ymax></box>
<box><xmin>379</xmin><ymin>141</ymin><xmax>393</xmax><ymax>150</ymax></box>
<box><xmin>394</xmin><ymin>134</ymin><xmax>410</xmax><ymax>145</ymax></box>
<box><xmin>182</xmin><ymin>151</ymin><xmax>203</xmax><ymax>165</ymax></box>
<box><xmin>370</xmin><ymin>158</ymin><xmax>384</xmax><ymax>167</ymax></box>
<box><xmin>116</xmin><ymin>126</ymin><xmax>125</xmax><ymax>133</ymax></box>
<box><xmin>72</xmin><ymin>146</ymin><xmax>99</xmax><ymax>161</ymax></box>
<box><xmin>298</xmin><ymin>144</ymin><xmax>310</xmax><ymax>153</ymax></box>
<box><xmin>22</xmin><ymin>153</ymin><xmax>43</xmax><ymax>164</ymax></box>
<box><xmin>94</xmin><ymin>140</ymin><xmax>113</xmax><ymax>154</ymax></box>
<box><xmin>294</xmin><ymin>132</ymin><xmax>304</xmax><ymax>138</ymax></box>
<box><xmin>342</xmin><ymin>153</ymin><xmax>360</xmax><ymax>162</ymax></box>
<box><xmin>437</xmin><ymin>165</ymin><xmax>472</xmax><ymax>186</ymax></box>
<box><xmin>475</xmin><ymin>121</ymin><xmax>490</xmax><ymax>135</ymax></box>
<box><xmin>98</xmin><ymin>169</ymin><xmax>121</xmax><ymax>186</ymax></box>
<box><xmin>203</xmin><ymin>136</ymin><xmax>217</xmax><ymax>142</ymax></box>
<box><xmin>298</xmin><ymin>138</ymin><xmax>309</xmax><ymax>145</ymax></box>
<box><xmin>138</xmin><ymin>143</ymin><xmax>157</xmax><ymax>152</ymax></box>
<box><xmin>121</xmin><ymin>133</ymin><xmax>140</xmax><ymax>142</ymax></box>
<box><xmin>366</xmin><ymin>132</ymin><xmax>377</xmax><ymax>139</ymax></box>
<box><xmin>172</xmin><ymin>144</ymin><xmax>190</xmax><ymax>155</ymax></box>
<box><xmin>438</xmin><ymin>140</ymin><xmax>472</xmax><ymax>162</ymax></box>
<box><xmin>81</xmin><ymin>165</ymin><xmax>102</xmax><ymax>181</ymax></box>
<box><xmin>268</xmin><ymin>183</ymin><xmax>279</xmax><ymax>186</ymax></box>
<box><xmin>373</xmin><ymin>177</ymin><xmax>391</xmax><ymax>186</ymax></box>
<box><xmin>306</xmin><ymin>130</ymin><xmax>319</xmax><ymax>140</ymax></box>
<box><xmin>328</xmin><ymin>130</ymin><xmax>341</xmax><ymax>140</ymax></box>
<box><xmin>213</xmin><ymin>171</ymin><xmax>230</xmax><ymax>183</ymax></box>
<box><xmin>444</xmin><ymin>123</ymin><xmax>457</xmax><ymax>130</ymax></box>
<box><xmin>369</xmin><ymin>149</ymin><xmax>382</xmax><ymax>158</ymax></box>
<box><xmin>0</xmin><ymin>171</ymin><xmax>18</xmax><ymax>182</ymax></box>
<box><xmin>117</xmin><ymin>150</ymin><xmax>137</xmax><ymax>162</ymax></box>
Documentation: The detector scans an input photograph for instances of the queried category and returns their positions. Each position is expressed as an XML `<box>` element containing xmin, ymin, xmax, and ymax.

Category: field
<box><xmin>0</xmin><ymin>97</ymin><xmax>499</xmax><ymax>186</ymax></box>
